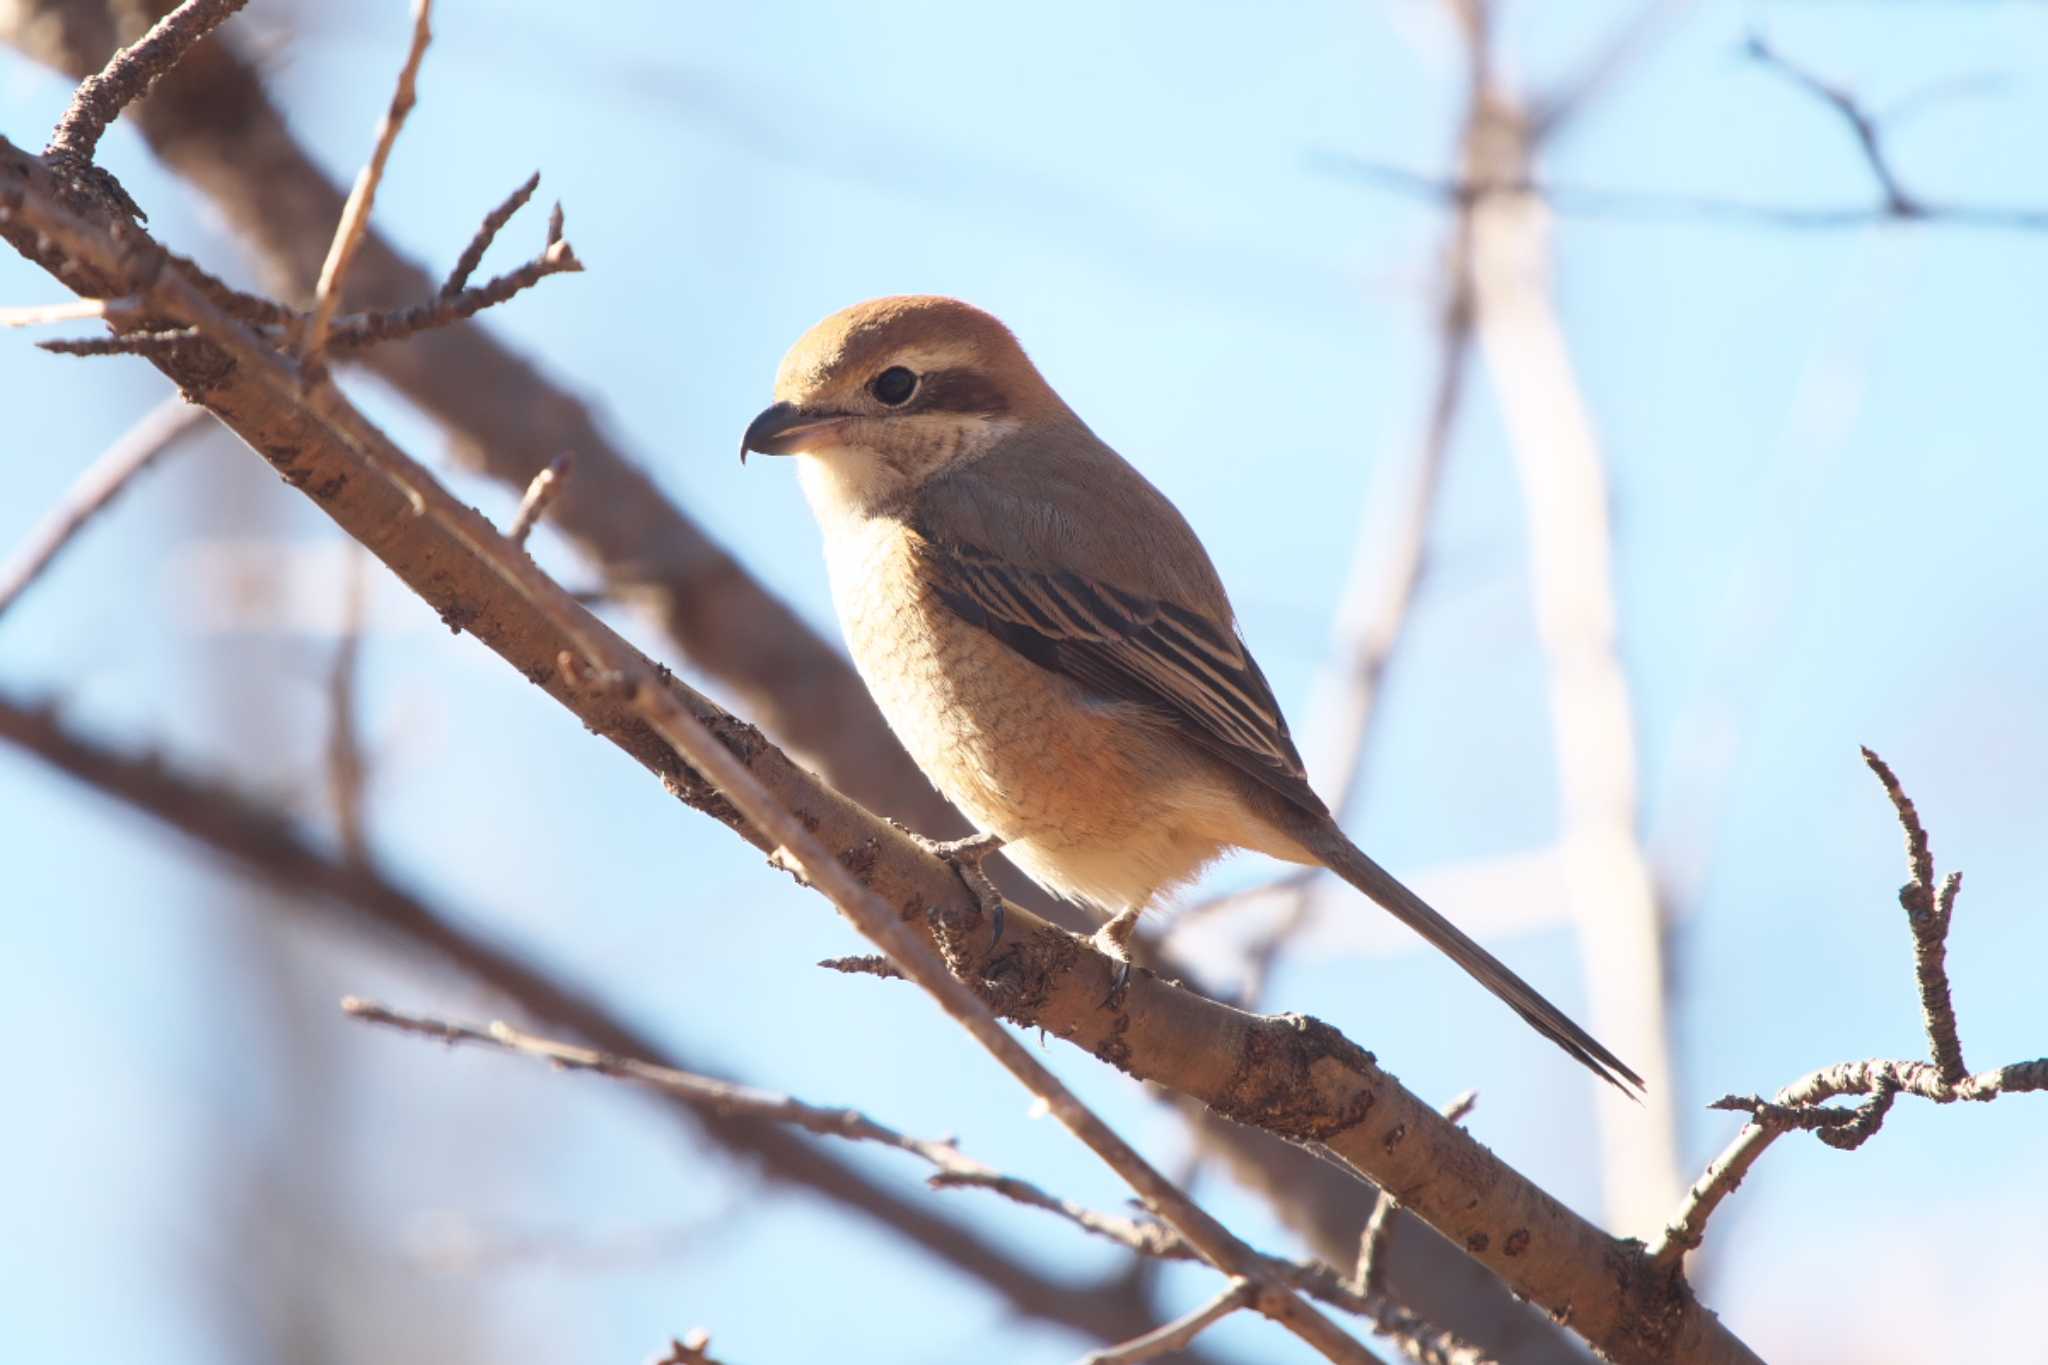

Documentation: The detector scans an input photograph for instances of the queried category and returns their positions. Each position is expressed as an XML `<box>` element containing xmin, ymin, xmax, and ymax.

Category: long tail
<box><xmin>1304</xmin><ymin>824</ymin><xmax>1644</xmax><ymax>1094</ymax></box>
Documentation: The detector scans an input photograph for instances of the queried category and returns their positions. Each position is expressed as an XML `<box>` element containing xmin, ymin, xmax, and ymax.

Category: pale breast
<box><xmin>817</xmin><ymin>514</ymin><xmax>1230</xmax><ymax>912</ymax></box>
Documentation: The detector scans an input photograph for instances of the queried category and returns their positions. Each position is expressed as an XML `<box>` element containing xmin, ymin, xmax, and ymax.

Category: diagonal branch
<box><xmin>0</xmin><ymin>1</ymin><xmax>984</xmax><ymax>854</ymax></box>
<box><xmin>0</xmin><ymin>122</ymin><xmax>1761</xmax><ymax>1365</ymax></box>
<box><xmin>1744</xmin><ymin>33</ymin><xmax>1917</xmax><ymax>217</ymax></box>
<box><xmin>43</xmin><ymin>0</ymin><xmax>245</xmax><ymax>170</ymax></box>
<box><xmin>0</xmin><ymin>394</ymin><xmax>209</xmax><ymax>622</ymax></box>
<box><xmin>301</xmin><ymin>0</ymin><xmax>432</xmax><ymax>366</ymax></box>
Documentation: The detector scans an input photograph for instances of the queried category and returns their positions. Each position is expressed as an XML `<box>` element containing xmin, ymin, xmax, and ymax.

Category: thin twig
<box><xmin>1745</xmin><ymin>33</ymin><xmax>1918</xmax><ymax>216</ymax></box>
<box><xmin>302</xmin><ymin>0</ymin><xmax>433</xmax><ymax>367</ymax></box>
<box><xmin>818</xmin><ymin>953</ymin><xmax>904</xmax><ymax>980</ymax></box>
<box><xmin>37</xmin><ymin>328</ymin><xmax>199</xmax><ymax>356</ymax></box>
<box><xmin>44</xmin><ymin>0</ymin><xmax>248</xmax><ymax>167</ymax></box>
<box><xmin>327</xmin><ymin>235</ymin><xmax>581</xmax><ymax>352</ymax></box>
<box><xmin>0</xmin><ymin>297</ymin><xmax>120</xmax><ymax>326</ymax></box>
<box><xmin>0</xmin><ymin>396</ymin><xmax>208</xmax><ymax>621</ymax></box>
<box><xmin>1860</xmin><ymin>746</ymin><xmax>1967</xmax><ymax>1082</ymax></box>
<box><xmin>507</xmin><ymin>453</ymin><xmax>573</xmax><ymax>548</ymax></box>
<box><xmin>1077</xmin><ymin>1280</ymin><xmax>1257</xmax><ymax>1365</ymax></box>
<box><xmin>443</xmin><ymin>171</ymin><xmax>540</xmax><ymax>296</ymax></box>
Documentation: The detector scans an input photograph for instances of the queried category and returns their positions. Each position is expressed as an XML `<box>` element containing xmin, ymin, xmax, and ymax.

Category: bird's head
<box><xmin>741</xmin><ymin>295</ymin><xmax>1065</xmax><ymax>512</ymax></box>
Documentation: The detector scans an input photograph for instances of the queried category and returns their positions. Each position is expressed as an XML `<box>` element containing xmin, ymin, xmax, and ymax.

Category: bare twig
<box><xmin>43</xmin><ymin>0</ymin><xmax>247</xmax><ymax>168</ymax></box>
<box><xmin>328</xmin><ymin>232</ymin><xmax>583</xmax><ymax>353</ymax></box>
<box><xmin>1745</xmin><ymin>33</ymin><xmax>1917</xmax><ymax>216</ymax></box>
<box><xmin>1354</xmin><ymin>1091</ymin><xmax>1478</xmax><ymax>1296</ymax></box>
<box><xmin>818</xmin><ymin>953</ymin><xmax>904</xmax><ymax>980</ymax></box>
<box><xmin>36</xmin><ymin>327</ymin><xmax>198</xmax><ymax>356</ymax></box>
<box><xmin>443</xmin><ymin>171</ymin><xmax>540</xmax><ymax>296</ymax></box>
<box><xmin>0</xmin><ymin>297</ymin><xmax>120</xmax><ymax>326</ymax></box>
<box><xmin>302</xmin><ymin>0</ymin><xmax>433</xmax><ymax>367</ymax></box>
<box><xmin>0</xmin><ymin>396</ymin><xmax>208</xmax><ymax>622</ymax></box>
<box><xmin>1078</xmin><ymin>1280</ymin><xmax>1257</xmax><ymax>1365</ymax></box>
<box><xmin>507</xmin><ymin>453</ymin><xmax>574</xmax><ymax>549</ymax></box>
<box><xmin>1647</xmin><ymin>753</ymin><xmax>2042</xmax><ymax>1271</ymax></box>
<box><xmin>1860</xmin><ymin>746</ymin><xmax>1966</xmax><ymax>1082</ymax></box>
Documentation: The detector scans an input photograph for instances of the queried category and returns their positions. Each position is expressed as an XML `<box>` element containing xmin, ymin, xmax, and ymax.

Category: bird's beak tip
<box><xmin>741</xmin><ymin>400</ymin><xmax>845</xmax><ymax>463</ymax></box>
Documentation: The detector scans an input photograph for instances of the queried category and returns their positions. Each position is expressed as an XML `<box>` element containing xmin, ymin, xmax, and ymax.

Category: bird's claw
<box><xmin>911</xmin><ymin>830</ymin><xmax>1008</xmax><ymax>951</ymax></box>
<box><xmin>1090</xmin><ymin>907</ymin><xmax>1144</xmax><ymax>1009</ymax></box>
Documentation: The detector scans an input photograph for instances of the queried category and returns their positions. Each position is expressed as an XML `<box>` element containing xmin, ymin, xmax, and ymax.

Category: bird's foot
<box><xmin>906</xmin><ymin>829</ymin><xmax>1008</xmax><ymax>951</ymax></box>
<box><xmin>1090</xmin><ymin>907</ymin><xmax>1144</xmax><ymax>1008</ymax></box>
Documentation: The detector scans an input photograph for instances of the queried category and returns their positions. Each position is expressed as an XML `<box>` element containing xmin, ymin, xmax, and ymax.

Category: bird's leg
<box><xmin>1090</xmin><ymin>906</ymin><xmax>1144</xmax><ymax>1006</ymax></box>
<box><xmin>901</xmin><ymin>828</ymin><xmax>1008</xmax><ymax>951</ymax></box>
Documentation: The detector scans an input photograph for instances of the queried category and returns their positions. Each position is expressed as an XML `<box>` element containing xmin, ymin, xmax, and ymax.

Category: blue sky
<box><xmin>3</xmin><ymin>3</ymin><xmax>2045</xmax><ymax>1361</ymax></box>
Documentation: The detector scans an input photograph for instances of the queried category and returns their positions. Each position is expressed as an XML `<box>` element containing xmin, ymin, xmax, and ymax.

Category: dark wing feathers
<box><xmin>909</xmin><ymin>528</ymin><xmax>1328</xmax><ymax>819</ymax></box>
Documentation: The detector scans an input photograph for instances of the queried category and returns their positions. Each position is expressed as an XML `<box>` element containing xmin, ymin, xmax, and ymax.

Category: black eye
<box><xmin>870</xmin><ymin>366</ymin><xmax>918</xmax><ymax>406</ymax></box>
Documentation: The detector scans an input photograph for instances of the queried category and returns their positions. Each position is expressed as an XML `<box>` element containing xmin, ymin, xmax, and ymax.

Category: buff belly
<box><xmin>820</xmin><ymin>515</ymin><xmax>1237</xmax><ymax>916</ymax></box>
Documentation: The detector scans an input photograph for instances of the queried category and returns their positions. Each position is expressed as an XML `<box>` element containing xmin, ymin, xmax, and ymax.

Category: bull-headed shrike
<box><xmin>743</xmin><ymin>295</ymin><xmax>1640</xmax><ymax>1092</ymax></box>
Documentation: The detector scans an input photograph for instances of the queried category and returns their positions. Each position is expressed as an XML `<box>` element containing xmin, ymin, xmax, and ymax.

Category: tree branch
<box><xmin>43</xmin><ymin>0</ymin><xmax>245</xmax><ymax>170</ymax></box>
<box><xmin>1646</xmin><ymin>751</ymin><xmax>2043</xmax><ymax>1272</ymax></box>
<box><xmin>301</xmin><ymin>0</ymin><xmax>431</xmax><ymax>368</ymax></box>
<box><xmin>0</xmin><ymin>128</ymin><xmax>1762</xmax><ymax>1365</ymax></box>
<box><xmin>0</xmin><ymin>393</ymin><xmax>209</xmax><ymax>621</ymax></box>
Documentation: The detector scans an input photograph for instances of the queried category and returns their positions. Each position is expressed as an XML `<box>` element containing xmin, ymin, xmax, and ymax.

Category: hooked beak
<box><xmin>740</xmin><ymin>402</ymin><xmax>850</xmax><ymax>463</ymax></box>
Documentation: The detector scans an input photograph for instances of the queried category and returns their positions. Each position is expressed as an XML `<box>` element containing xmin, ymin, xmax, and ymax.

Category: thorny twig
<box><xmin>1647</xmin><ymin>750</ymin><xmax>2043</xmax><ymax>1272</ymax></box>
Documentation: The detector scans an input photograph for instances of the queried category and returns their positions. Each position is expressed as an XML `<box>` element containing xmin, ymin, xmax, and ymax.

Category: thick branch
<box><xmin>0</xmin><ymin>134</ymin><xmax>1761</xmax><ymax>1365</ymax></box>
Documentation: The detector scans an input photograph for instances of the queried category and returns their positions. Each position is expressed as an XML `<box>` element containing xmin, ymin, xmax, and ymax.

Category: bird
<box><xmin>741</xmin><ymin>295</ymin><xmax>1642</xmax><ymax>1092</ymax></box>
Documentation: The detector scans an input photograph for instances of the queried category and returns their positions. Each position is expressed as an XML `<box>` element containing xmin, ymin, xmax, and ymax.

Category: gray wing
<box><xmin>906</xmin><ymin>524</ymin><xmax>1328</xmax><ymax>819</ymax></box>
